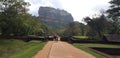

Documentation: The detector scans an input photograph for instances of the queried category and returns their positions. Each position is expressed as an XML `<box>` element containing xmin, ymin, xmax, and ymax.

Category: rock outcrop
<box><xmin>38</xmin><ymin>7</ymin><xmax>74</xmax><ymax>30</ymax></box>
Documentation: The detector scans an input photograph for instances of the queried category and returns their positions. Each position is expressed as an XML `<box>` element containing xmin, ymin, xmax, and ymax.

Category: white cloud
<box><xmin>25</xmin><ymin>0</ymin><xmax>55</xmax><ymax>16</ymax></box>
<box><xmin>58</xmin><ymin>0</ymin><xmax>110</xmax><ymax>22</ymax></box>
<box><xmin>25</xmin><ymin>0</ymin><xmax>111</xmax><ymax>22</ymax></box>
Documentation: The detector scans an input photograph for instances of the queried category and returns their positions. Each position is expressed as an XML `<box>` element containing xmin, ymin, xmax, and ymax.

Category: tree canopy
<box><xmin>83</xmin><ymin>14</ymin><xmax>113</xmax><ymax>39</ymax></box>
<box><xmin>107</xmin><ymin>0</ymin><xmax>120</xmax><ymax>34</ymax></box>
<box><xmin>0</xmin><ymin>0</ymin><xmax>43</xmax><ymax>36</ymax></box>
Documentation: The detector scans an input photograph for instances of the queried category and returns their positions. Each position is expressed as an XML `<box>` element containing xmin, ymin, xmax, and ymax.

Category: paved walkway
<box><xmin>33</xmin><ymin>41</ymin><xmax>95</xmax><ymax>58</ymax></box>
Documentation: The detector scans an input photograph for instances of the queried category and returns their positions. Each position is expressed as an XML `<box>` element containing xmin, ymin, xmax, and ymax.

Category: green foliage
<box><xmin>23</xmin><ymin>15</ymin><xmax>43</xmax><ymax>36</ymax></box>
<box><xmin>41</xmin><ymin>23</ymin><xmax>55</xmax><ymax>36</ymax></box>
<box><xmin>84</xmin><ymin>15</ymin><xmax>111</xmax><ymax>38</ymax></box>
<box><xmin>79</xmin><ymin>23</ymin><xmax>86</xmax><ymax>35</ymax></box>
<box><xmin>0</xmin><ymin>0</ymin><xmax>43</xmax><ymax>36</ymax></box>
<box><xmin>0</xmin><ymin>0</ymin><xmax>28</xmax><ymax>35</ymax></box>
<box><xmin>62</xmin><ymin>22</ymin><xmax>86</xmax><ymax>37</ymax></box>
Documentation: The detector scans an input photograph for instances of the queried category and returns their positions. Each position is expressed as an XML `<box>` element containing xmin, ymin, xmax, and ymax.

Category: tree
<box><xmin>31</xmin><ymin>17</ymin><xmax>44</xmax><ymax>36</ymax></box>
<box><xmin>63</xmin><ymin>22</ymin><xmax>81</xmax><ymax>37</ymax></box>
<box><xmin>107</xmin><ymin>0</ymin><xmax>120</xmax><ymax>33</ymax></box>
<box><xmin>0</xmin><ymin>0</ymin><xmax>45</xmax><ymax>36</ymax></box>
<box><xmin>0</xmin><ymin>0</ymin><xmax>30</xmax><ymax>35</ymax></box>
<box><xmin>41</xmin><ymin>23</ymin><xmax>55</xmax><ymax>36</ymax></box>
<box><xmin>79</xmin><ymin>23</ymin><xmax>86</xmax><ymax>36</ymax></box>
<box><xmin>84</xmin><ymin>15</ymin><xmax>110</xmax><ymax>38</ymax></box>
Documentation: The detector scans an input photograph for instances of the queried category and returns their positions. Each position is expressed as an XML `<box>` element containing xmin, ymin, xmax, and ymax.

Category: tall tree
<box><xmin>107</xmin><ymin>0</ymin><xmax>120</xmax><ymax>33</ymax></box>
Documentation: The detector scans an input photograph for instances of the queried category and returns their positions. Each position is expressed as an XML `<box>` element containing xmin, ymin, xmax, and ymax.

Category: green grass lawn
<box><xmin>0</xmin><ymin>39</ymin><xmax>46</xmax><ymax>58</ymax></box>
<box><xmin>73</xmin><ymin>36</ymin><xmax>88</xmax><ymax>39</ymax></box>
<box><xmin>73</xmin><ymin>43</ymin><xmax>120</xmax><ymax>58</ymax></box>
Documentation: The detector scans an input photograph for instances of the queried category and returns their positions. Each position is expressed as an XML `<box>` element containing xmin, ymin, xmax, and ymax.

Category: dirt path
<box><xmin>33</xmin><ymin>41</ymin><xmax>95</xmax><ymax>58</ymax></box>
<box><xmin>33</xmin><ymin>41</ymin><xmax>53</xmax><ymax>58</ymax></box>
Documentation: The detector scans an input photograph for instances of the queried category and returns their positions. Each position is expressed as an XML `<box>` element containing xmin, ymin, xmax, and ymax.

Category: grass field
<box><xmin>73</xmin><ymin>43</ymin><xmax>120</xmax><ymax>58</ymax></box>
<box><xmin>0</xmin><ymin>39</ymin><xmax>46</xmax><ymax>58</ymax></box>
<box><xmin>73</xmin><ymin>36</ymin><xmax>88</xmax><ymax>39</ymax></box>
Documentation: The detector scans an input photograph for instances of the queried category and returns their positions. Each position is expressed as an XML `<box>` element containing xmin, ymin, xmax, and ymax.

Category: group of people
<box><xmin>53</xmin><ymin>35</ymin><xmax>59</xmax><ymax>41</ymax></box>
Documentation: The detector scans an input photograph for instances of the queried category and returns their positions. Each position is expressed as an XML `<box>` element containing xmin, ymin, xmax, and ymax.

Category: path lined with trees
<box><xmin>0</xmin><ymin>0</ymin><xmax>120</xmax><ymax>58</ymax></box>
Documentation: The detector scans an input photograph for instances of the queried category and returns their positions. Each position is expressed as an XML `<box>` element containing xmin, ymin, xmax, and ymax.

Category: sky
<box><xmin>25</xmin><ymin>0</ymin><xmax>111</xmax><ymax>22</ymax></box>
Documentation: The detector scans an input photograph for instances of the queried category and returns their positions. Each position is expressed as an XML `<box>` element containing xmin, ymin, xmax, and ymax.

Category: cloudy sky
<box><xmin>25</xmin><ymin>0</ymin><xmax>111</xmax><ymax>22</ymax></box>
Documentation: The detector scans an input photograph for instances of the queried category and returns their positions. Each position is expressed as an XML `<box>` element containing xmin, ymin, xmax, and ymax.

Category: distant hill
<box><xmin>38</xmin><ymin>7</ymin><xmax>74</xmax><ymax>31</ymax></box>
